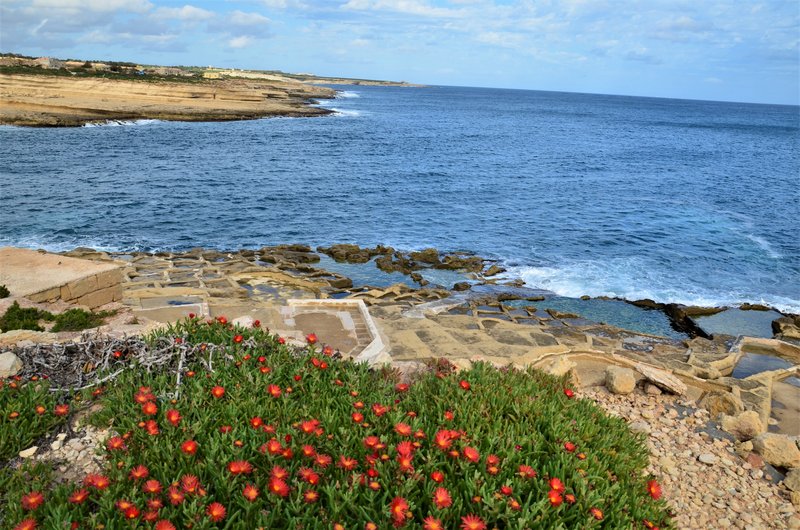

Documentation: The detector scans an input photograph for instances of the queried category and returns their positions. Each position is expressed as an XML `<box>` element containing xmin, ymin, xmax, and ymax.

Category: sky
<box><xmin>1</xmin><ymin>0</ymin><xmax>798</xmax><ymax>104</ymax></box>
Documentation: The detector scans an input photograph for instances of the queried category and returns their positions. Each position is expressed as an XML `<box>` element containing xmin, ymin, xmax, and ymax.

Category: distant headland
<box><xmin>0</xmin><ymin>53</ymin><xmax>420</xmax><ymax>127</ymax></box>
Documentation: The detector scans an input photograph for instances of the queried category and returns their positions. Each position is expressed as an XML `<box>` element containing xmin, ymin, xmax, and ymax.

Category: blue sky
<box><xmin>2</xmin><ymin>0</ymin><xmax>798</xmax><ymax>104</ymax></box>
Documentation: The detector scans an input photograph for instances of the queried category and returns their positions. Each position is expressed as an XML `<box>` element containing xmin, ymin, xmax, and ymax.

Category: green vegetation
<box><xmin>0</xmin><ymin>302</ymin><xmax>114</xmax><ymax>333</ymax></box>
<box><xmin>1</xmin><ymin>317</ymin><xmax>671</xmax><ymax>529</ymax></box>
<box><xmin>0</xmin><ymin>65</ymin><xmax>210</xmax><ymax>85</ymax></box>
<box><xmin>0</xmin><ymin>285</ymin><xmax>10</xmax><ymax>298</ymax></box>
<box><xmin>0</xmin><ymin>379</ymin><xmax>67</xmax><ymax>461</ymax></box>
<box><xmin>0</xmin><ymin>302</ymin><xmax>53</xmax><ymax>332</ymax></box>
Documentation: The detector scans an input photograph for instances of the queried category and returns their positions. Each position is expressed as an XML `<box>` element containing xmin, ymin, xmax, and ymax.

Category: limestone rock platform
<box><xmin>0</xmin><ymin>247</ymin><xmax>123</xmax><ymax>308</ymax></box>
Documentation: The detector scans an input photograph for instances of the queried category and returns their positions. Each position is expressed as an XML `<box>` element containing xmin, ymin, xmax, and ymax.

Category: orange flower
<box><xmin>147</xmin><ymin>498</ymin><xmax>164</xmax><ymax>510</ymax></box>
<box><xmin>306</xmin><ymin>333</ymin><xmax>318</xmax><ymax>344</ymax></box>
<box><xmin>589</xmin><ymin>507</ymin><xmax>604</xmax><ymax>520</ymax></box>
<box><xmin>389</xmin><ymin>497</ymin><xmax>410</xmax><ymax>524</ymax></box>
<box><xmin>314</xmin><ymin>453</ymin><xmax>332</xmax><ymax>468</ymax></box>
<box><xmin>444</xmin><ymin>410</ymin><xmax>454</xmax><ymax>421</ymax></box>
<box><xmin>430</xmin><ymin>470</ymin><xmax>445</xmax><ymax>483</ymax></box>
<box><xmin>549</xmin><ymin>477</ymin><xmax>565</xmax><ymax>493</ymax></box>
<box><xmin>298</xmin><ymin>467</ymin><xmax>320</xmax><ymax>485</ymax></box>
<box><xmin>395</xmin><ymin>383</ymin><xmax>409</xmax><ymax>392</ymax></box>
<box><xmin>433</xmin><ymin>430</ymin><xmax>452</xmax><ymax>451</ymax></box>
<box><xmin>21</xmin><ymin>491</ymin><xmax>44</xmax><ymax>511</ymax></box>
<box><xmin>397</xmin><ymin>454</ymin><xmax>414</xmax><ymax>473</ymax></box>
<box><xmin>394</xmin><ymin>422</ymin><xmax>412</xmax><ymax>437</ymax></box>
<box><xmin>180</xmin><ymin>475</ymin><xmax>201</xmax><ymax>494</ymax></box>
<box><xmin>143</xmin><ymin>480</ymin><xmax>162</xmax><ymax>495</ymax></box>
<box><xmin>322</xmin><ymin>345</ymin><xmax>334</xmax><ymax>356</ymax></box>
<box><xmin>509</xmin><ymin>498</ymin><xmax>522</xmax><ymax>511</ymax></box>
<box><xmin>116</xmin><ymin>499</ymin><xmax>135</xmax><ymax>512</ymax></box>
<box><xmin>300</xmin><ymin>419</ymin><xmax>320</xmax><ymax>433</ymax></box>
<box><xmin>129</xmin><ymin>465</ymin><xmax>149</xmax><ymax>480</ymax></box>
<box><xmin>134</xmin><ymin>389</ymin><xmax>155</xmax><ymax>404</ymax></box>
<box><xmin>106</xmin><ymin>436</ymin><xmax>127</xmax><ymax>451</ymax></box>
<box><xmin>210</xmin><ymin>386</ymin><xmax>225</xmax><ymax>398</ymax></box>
<box><xmin>227</xmin><ymin>460</ymin><xmax>253</xmax><ymax>475</ymax></box>
<box><xmin>268</xmin><ymin>384</ymin><xmax>282</xmax><ymax>398</ymax></box>
<box><xmin>13</xmin><ymin>518</ymin><xmax>37</xmax><ymax>530</ymax></box>
<box><xmin>433</xmin><ymin>487</ymin><xmax>452</xmax><ymax>509</ymax></box>
<box><xmin>181</xmin><ymin>440</ymin><xmax>198</xmax><ymax>455</ymax></box>
<box><xmin>372</xmin><ymin>403</ymin><xmax>388</xmax><ymax>416</ymax></box>
<box><xmin>206</xmin><ymin>501</ymin><xmax>226</xmax><ymax>522</ymax></box>
<box><xmin>268</xmin><ymin>478</ymin><xmax>290</xmax><ymax>497</ymax></box>
<box><xmin>84</xmin><ymin>474</ymin><xmax>110</xmax><ymax>490</ymax></box>
<box><xmin>166</xmin><ymin>409</ymin><xmax>181</xmax><ymax>426</ymax></box>
<box><xmin>339</xmin><ymin>455</ymin><xmax>358</xmax><ymax>471</ymax></box>
<box><xmin>271</xmin><ymin>466</ymin><xmax>289</xmax><ymax>480</ymax></box>
<box><xmin>565</xmin><ymin>494</ymin><xmax>576</xmax><ymax>504</ymax></box>
<box><xmin>243</xmin><ymin>484</ymin><xmax>259</xmax><ymax>502</ymax></box>
<box><xmin>459</xmin><ymin>380</ymin><xmax>471</xmax><ymax>391</ymax></box>
<box><xmin>647</xmin><ymin>479</ymin><xmax>662</xmax><ymax>500</ymax></box>
<box><xmin>548</xmin><ymin>489</ymin><xmax>563</xmax><ymax>507</ymax></box>
<box><xmin>54</xmin><ymin>404</ymin><xmax>69</xmax><ymax>416</ymax></box>
<box><xmin>154</xmin><ymin>521</ymin><xmax>176</xmax><ymax>530</ymax></box>
<box><xmin>144</xmin><ymin>419</ymin><xmax>159</xmax><ymax>436</ymax></box>
<box><xmin>423</xmin><ymin>516</ymin><xmax>443</xmax><ymax>530</ymax></box>
<box><xmin>518</xmin><ymin>465</ymin><xmax>536</xmax><ymax>479</ymax></box>
<box><xmin>68</xmin><ymin>489</ymin><xmax>89</xmax><ymax>504</ymax></box>
<box><xmin>364</xmin><ymin>436</ymin><xmax>380</xmax><ymax>449</ymax></box>
<box><xmin>35</xmin><ymin>405</ymin><xmax>46</xmax><ymax>415</ymax></box>
<box><xmin>167</xmin><ymin>486</ymin><xmax>185</xmax><ymax>505</ymax></box>
<box><xmin>462</xmin><ymin>446</ymin><xmax>480</xmax><ymax>463</ymax></box>
<box><xmin>460</xmin><ymin>515</ymin><xmax>487</xmax><ymax>530</ymax></box>
<box><xmin>142</xmin><ymin>402</ymin><xmax>158</xmax><ymax>416</ymax></box>
<box><xmin>352</xmin><ymin>412</ymin><xmax>364</xmax><ymax>423</ymax></box>
<box><xmin>303</xmin><ymin>490</ymin><xmax>319</xmax><ymax>503</ymax></box>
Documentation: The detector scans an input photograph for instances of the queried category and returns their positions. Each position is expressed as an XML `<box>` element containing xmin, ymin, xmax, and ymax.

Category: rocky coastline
<box><xmin>1</xmin><ymin>243</ymin><xmax>799</xmax><ymax>528</ymax></box>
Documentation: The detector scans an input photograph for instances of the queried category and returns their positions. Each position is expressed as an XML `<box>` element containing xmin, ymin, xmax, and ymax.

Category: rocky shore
<box><xmin>1</xmin><ymin>243</ymin><xmax>799</xmax><ymax>528</ymax></box>
<box><xmin>0</xmin><ymin>74</ymin><xmax>335</xmax><ymax>127</ymax></box>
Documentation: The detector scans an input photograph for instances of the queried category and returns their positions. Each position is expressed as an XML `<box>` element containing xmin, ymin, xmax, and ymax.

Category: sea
<box><xmin>1</xmin><ymin>86</ymin><xmax>798</xmax><ymax>313</ymax></box>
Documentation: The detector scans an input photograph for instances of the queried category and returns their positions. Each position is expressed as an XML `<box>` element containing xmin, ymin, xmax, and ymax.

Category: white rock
<box><xmin>699</xmin><ymin>453</ymin><xmax>717</xmax><ymax>465</ymax></box>
<box><xmin>0</xmin><ymin>351</ymin><xmax>23</xmax><ymax>378</ymax></box>
<box><xmin>634</xmin><ymin>363</ymin><xmax>687</xmax><ymax>395</ymax></box>
<box><xmin>605</xmin><ymin>366</ymin><xmax>636</xmax><ymax>394</ymax></box>
<box><xmin>19</xmin><ymin>446</ymin><xmax>38</xmax><ymax>458</ymax></box>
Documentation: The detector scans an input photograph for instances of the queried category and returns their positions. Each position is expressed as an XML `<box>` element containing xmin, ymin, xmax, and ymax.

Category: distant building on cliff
<box><xmin>34</xmin><ymin>57</ymin><xmax>64</xmax><ymax>69</ymax></box>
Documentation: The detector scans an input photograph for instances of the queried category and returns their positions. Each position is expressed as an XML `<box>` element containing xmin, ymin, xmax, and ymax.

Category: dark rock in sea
<box><xmin>664</xmin><ymin>304</ymin><xmax>726</xmax><ymax>338</ymax></box>
<box><xmin>580</xmin><ymin>295</ymin><xmax>591</xmax><ymax>300</ymax></box>
<box><xmin>375</xmin><ymin>253</ymin><xmax>418</xmax><ymax>275</ymax></box>
<box><xmin>740</xmin><ymin>303</ymin><xmax>771</xmax><ymax>311</ymax></box>
<box><xmin>452</xmin><ymin>282</ymin><xmax>471</xmax><ymax>292</ymax></box>
<box><xmin>409</xmin><ymin>248</ymin><xmax>440</xmax><ymax>265</ymax></box>
<box><xmin>772</xmin><ymin>315</ymin><xmax>800</xmax><ymax>341</ymax></box>
<box><xmin>435</xmin><ymin>253</ymin><xmax>483</xmax><ymax>272</ymax></box>
<box><xmin>629</xmin><ymin>298</ymin><xmax>666</xmax><ymax>310</ymax></box>
<box><xmin>317</xmin><ymin>244</ymin><xmax>378</xmax><ymax>263</ymax></box>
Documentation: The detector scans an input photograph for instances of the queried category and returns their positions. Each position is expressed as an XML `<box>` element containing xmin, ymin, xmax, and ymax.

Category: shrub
<box><xmin>0</xmin><ymin>285</ymin><xmax>9</xmax><ymax>298</ymax></box>
<box><xmin>50</xmin><ymin>308</ymin><xmax>114</xmax><ymax>333</ymax></box>
<box><xmin>0</xmin><ymin>302</ymin><xmax>53</xmax><ymax>332</ymax></box>
<box><xmin>1</xmin><ymin>318</ymin><xmax>672</xmax><ymax>529</ymax></box>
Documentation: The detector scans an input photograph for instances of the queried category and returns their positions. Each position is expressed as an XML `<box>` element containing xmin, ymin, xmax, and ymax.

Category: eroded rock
<box><xmin>634</xmin><ymin>363</ymin><xmax>687</xmax><ymax>395</ymax></box>
<box><xmin>721</xmin><ymin>410</ymin><xmax>765</xmax><ymax>441</ymax></box>
<box><xmin>700</xmin><ymin>391</ymin><xmax>745</xmax><ymax>419</ymax></box>
<box><xmin>605</xmin><ymin>366</ymin><xmax>636</xmax><ymax>394</ymax></box>
<box><xmin>0</xmin><ymin>351</ymin><xmax>23</xmax><ymax>377</ymax></box>
<box><xmin>752</xmin><ymin>433</ymin><xmax>800</xmax><ymax>469</ymax></box>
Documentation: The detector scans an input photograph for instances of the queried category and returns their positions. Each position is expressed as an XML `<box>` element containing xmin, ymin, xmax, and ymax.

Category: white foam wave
<box><xmin>83</xmin><ymin>119</ymin><xmax>162</xmax><ymax>127</ymax></box>
<box><xmin>506</xmin><ymin>261</ymin><xmax>800</xmax><ymax>314</ymax></box>
<box><xmin>745</xmin><ymin>233</ymin><xmax>782</xmax><ymax>259</ymax></box>
<box><xmin>336</xmin><ymin>91</ymin><xmax>360</xmax><ymax>99</ymax></box>
<box><xmin>327</xmin><ymin>108</ymin><xmax>363</xmax><ymax>117</ymax></box>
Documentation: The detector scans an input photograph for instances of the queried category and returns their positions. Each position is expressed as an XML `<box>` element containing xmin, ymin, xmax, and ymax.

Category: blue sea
<box><xmin>1</xmin><ymin>86</ymin><xmax>798</xmax><ymax>312</ymax></box>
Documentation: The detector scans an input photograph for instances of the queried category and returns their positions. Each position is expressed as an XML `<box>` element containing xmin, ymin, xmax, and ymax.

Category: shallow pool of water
<box><xmin>731</xmin><ymin>352</ymin><xmax>794</xmax><ymax>379</ymax></box>
<box><xmin>694</xmin><ymin>308</ymin><xmax>781</xmax><ymax>338</ymax></box>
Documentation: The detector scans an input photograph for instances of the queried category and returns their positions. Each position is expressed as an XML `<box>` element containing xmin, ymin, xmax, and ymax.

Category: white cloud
<box><xmin>342</xmin><ymin>0</ymin><xmax>462</xmax><ymax>18</ymax></box>
<box><xmin>153</xmin><ymin>5</ymin><xmax>214</xmax><ymax>21</ymax></box>
<box><xmin>228</xmin><ymin>10</ymin><xmax>270</xmax><ymax>27</ymax></box>
<box><xmin>30</xmin><ymin>0</ymin><xmax>152</xmax><ymax>13</ymax></box>
<box><xmin>228</xmin><ymin>35</ymin><xmax>254</xmax><ymax>48</ymax></box>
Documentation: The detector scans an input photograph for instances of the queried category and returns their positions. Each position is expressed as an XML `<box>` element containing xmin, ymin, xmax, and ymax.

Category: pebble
<box><xmin>699</xmin><ymin>453</ymin><xmax>717</xmax><ymax>465</ymax></box>
<box><xmin>19</xmin><ymin>446</ymin><xmax>38</xmax><ymax>458</ymax></box>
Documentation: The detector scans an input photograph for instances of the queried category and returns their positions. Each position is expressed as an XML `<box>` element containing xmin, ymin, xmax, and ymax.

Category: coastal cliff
<box><xmin>0</xmin><ymin>74</ymin><xmax>335</xmax><ymax>127</ymax></box>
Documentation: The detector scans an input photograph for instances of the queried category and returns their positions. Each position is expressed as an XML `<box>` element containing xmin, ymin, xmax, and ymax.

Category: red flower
<box><xmin>314</xmin><ymin>453</ymin><xmax>332</xmax><ymax>468</ymax></box>
<box><xmin>233</xmin><ymin>334</ymin><xmax>243</xmax><ymax>343</ymax></box>
<box><xmin>228</xmin><ymin>460</ymin><xmax>254</xmax><ymax>475</ymax></box>
<box><xmin>397</xmin><ymin>453</ymin><xmax>414</xmax><ymax>473</ymax></box>
<box><xmin>500</xmin><ymin>485</ymin><xmax>513</xmax><ymax>496</ymax></box>
<box><xmin>155</xmin><ymin>521</ymin><xmax>176</xmax><ymax>530</ymax></box>
<box><xmin>144</xmin><ymin>419</ymin><xmax>159</xmax><ymax>436</ymax></box>
<box><xmin>549</xmin><ymin>477</ymin><xmax>565</xmax><ymax>493</ymax></box>
<box><xmin>565</xmin><ymin>493</ymin><xmax>576</xmax><ymax>504</ymax></box>
<box><xmin>390</xmin><ymin>497</ymin><xmax>411</xmax><ymax>524</ymax></box>
<box><xmin>518</xmin><ymin>465</ymin><xmax>536</xmax><ymax>479</ymax></box>
<box><xmin>106</xmin><ymin>436</ymin><xmax>127</xmax><ymax>451</ymax></box>
<box><xmin>460</xmin><ymin>515</ymin><xmax>487</xmax><ymax>530</ymax></box>
<box><xmin>423</xmin><ymin>516</ymin><xmax>444</xmax><ymax>530</ymax></box>
<box><xmin>322</xmin><ymin>345</ymin><xmax>334</xmax><ymax>356</ymax></box>
<box><xmin>298</xmin><ymin>467</ymin><xmax>320</xmax><ymax>485</ymax></box>
<box><xmin>396</xmin><ymin>440</ymin><xmax>414</xmax><ymax>456</ymax></box>
<box><xmin>84</xmin><ymin>474</ymin><xmax>110</xmax><ymax>490</ymax></box>
<box><xmin>180</xmin><ymin>474</ymin><xmax>201</xmax><ymax>494</ymax></box>
<box><xmin>142</xmin><ymin>401</ymin><xmax>158</xmax><ymax>416</ymax></box>
<box><xmin>13</xmin><ymin>518</ymin><xmax>37</xmax><ymax>530</ymax></box>
<box><xmin>217</xmin><ymin>316</ymin><xmax>228</xmax><ymax>324</ymax></box>
<box><xmin>647</xmin><ymin>479</ymin><xmax>662</xmax><ymax>500</ymax></box>
<box><xmin>339</xmin><ymin>455</ymin><xmax>358</xmax><ymax>471</ymax></box>
<box><xmin>207</xmin><ymin>502</ymin><xmax>226</xmax><ymax>522</ymax></box>
<box><xmin>395</xmin><ymin>383</ymin><xmax>409</xmax><ymax>392</ymax></box>
<box><xmin>243</xmin><ymin>484</ymin><xmax>259</xmax><ymax>502</ymax></box>
<box><xmin>462</xmin><ymin>446</ymin><xmax>480</xmax><ymax>463</ymax></box>
<box><xmin>167</xmin><ymin>486</ymin><xmax>185</xmax><ymax>505</ymax></box>
<box><xmin>134</xmin><ymin>389</ymin><xmax>155</xmax><ymax>403</ymax></box>
<box><xmin>303</xmin><ymin>490</ymin><xmax>319</xmax><ymax>503</ymax></box>
<box><xmin>54</xmin><ymin>404</ymin><xmax>69</xmax><ymax>416</ymax></box>
<box><xmin>268</xmin><ymin>478</ymin><xmax>290</xmax><ymax>497</ymax></box>
<box><xmin>124</xmin><ymin>506</ymin><xmax>140</xmax><ymax>520</ymax></box>
<box><xmin>166</xmin><ymin>409</ymin><xmax>181</xmax><ymax>426</ymax></box>
<box><xmin>268</xmin><ymin>384</ymin><xmax>282</xmax><ymax>398</ymax></box>
<box><xmin>459</xmin><ymin>380</ymin><xmax>471</xmax><ymax>391</ymax></box>
<box><xmin>69</xmin><ymin>489</ymin><xmax>89</xmax><ymax>504</ymax></box>
<box><xmin>220</xmin><ymin>425</ymin><xmax>232</xmax><ymax>434</ymax></box>
<box><xmin>129</xmin><ymin>465</ymin><xmax>149</xmax><ymax>480</ymax></box>
<box><xmin>433</xmin><ymin>430</ymin><xmax>452</xmax><ymax>451</ymax></box>
<box><xmin>548</xmin><ymin>489</ymin><xmax>563</xmax><ymax>507</ymax></box>
<box><xmin>590</xmin><ymin>507</ymin><xmax>604</xmax><ymax>520</ymax></box>
<box><xmin>147</xmin><ymin>498</ymin><xmax>164</xmax><ymax>510</ymax></box>
<box><xmin>306</xmin><ymin>333</ymin><xmax>318</xmax><ymax>344</ymax></box>
<box><xmin>270</xmin><ymin>466</ymin><xmax>289</xmax><ymax>480</ymax></box>
<box><xmin>21</xmin><ymin>491</ymin><xmax>44</xmax><ymax>511</ymax></box>
<box><xmin>352</xmin><ymin>412</ymin><xmax>364</xmax><ymax>423</ymax></box>
<box><xmin>299</xmin><ymin>418</ymin><xmax>320</xmax><ymax>433</ymax></box>
<box><xmin>143</xmin><ymin>480</ymin><xmax>162</xmax><ymax>495</ymax></box>
<box><xmin>564</xmin><ymin>441</ymin><xmax>576</xmax><ymax>453</ymax></box>
<box><xmin>181</xmin><ymin>440</ymin><xmax>198</xmax><ymax>455</ymax></box>
<box><xmin>211</xmin><ymin>386</ymin><xmax>225</xmax><ymax>398</ymax></box>
<box><xmin>253</xmin><ymin>319</ymin><xmax>260</xmax><ymax>327</ymax></box>
<box><xmin>486</xmin><ymin>454</ymin><xmax>500</xmax><ymax>466</ymax></box>
<box><xmin>372</xmin><ymin>403</ymin><xmax>388</xmax><ymax>416</ymax></box>
<box><xmin>564</xmin><ymin>388</ymin><xmax>575</xmax><ymax>398</ymax></box>
<box><xmin>394</xmin><ymin>422</ymin><xmax>412</xmax><ymax>437</ymax></box>
<box><xmin>444</xmin><ymin>410</ymin><xmax>454</xmax><ymax>421</ymax></box>
<box><xmin>433</xmin><ymin>487</ymin><xmax>452</xmax><ymax>509</ymax></box>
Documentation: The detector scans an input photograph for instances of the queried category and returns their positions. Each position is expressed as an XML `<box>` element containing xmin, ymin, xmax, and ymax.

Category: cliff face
<box><xmin>0</xmin><ymin>74</ymin><xmax>336</xmax><ymax>126</ymax></box>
